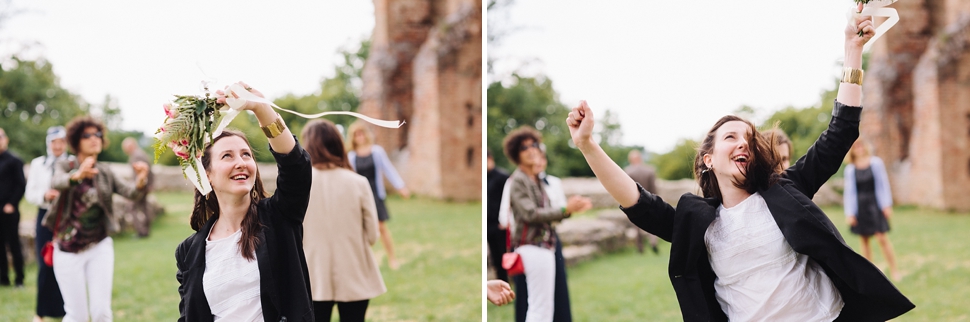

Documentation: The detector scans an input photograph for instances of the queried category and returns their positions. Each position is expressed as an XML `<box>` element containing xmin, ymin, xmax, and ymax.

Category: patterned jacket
<box><xmin>508</xmin><ymin>168</ymin><xmax>568</xmax><ymax>250</ymax></box>
<box><xmin>43</xmin><ymin>159</ymin><xmax>145</xmax><ymax>237</ymax></box>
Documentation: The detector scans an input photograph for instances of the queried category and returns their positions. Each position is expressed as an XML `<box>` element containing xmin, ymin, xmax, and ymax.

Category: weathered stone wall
<box><xmin>863</xmin><ymin>1</ymin><xmax>970</xmax><ymax>211</ymax></box>
<box><xmin>360</xmin><ymin>0</ymin><xmax>482</xmax><ymax>201</ymax></box>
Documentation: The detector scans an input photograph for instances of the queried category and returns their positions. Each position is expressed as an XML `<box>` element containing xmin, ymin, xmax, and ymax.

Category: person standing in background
<box><xmin>530</xmin><ymin>147</ymin><xmax>591</xmax><ymax>322</ymax></box>
<box><xmin>45</xmin><ymin>116</ymin><xmax>149</xmax><ymax>322</ymax></box>
<box><xmin>487</xmin><ymin>149</ymin><xmax>511</xmax><ymax>282</ymax></box>
<box><xmin>25</xmin><ymin>126</ymin><xmax>70</xmax><ymax>321</ymax></box>
<box><xmin>0</xmin><ymin>127</ymin><xmax>27</xmax><ymax>288</ymax></box>
<box><xmin>503</xmin><ymin>127</ymin><xmax>588</xmax><ymax>322</ymax></box>
<box><xmin>844</xmin><ymin>140</ymin><xmax>900</xmax><ymax>281</ymax></box>
<box><xmin>762</xmin><ymin>128</ymin><xmax>794</xmax><ymax>171</ymax></box>
<box><xmin>623</xmin><ymin>149</ymin><xmax>660</xmax><ymax>254</ymax></box>
<box><xmin>122</xmin><ymin>137</ymin><xmax>155</xmax><ymax>238</ymax></box>
<box><xmin>347</xmin><ymin>120</ymin><xmax>410</xmax><ymax>270</ymax></box>
<box><xmin>302</xmin><ymin>119</ymin><xmax>386</xmax><ymax>322</ymax></box>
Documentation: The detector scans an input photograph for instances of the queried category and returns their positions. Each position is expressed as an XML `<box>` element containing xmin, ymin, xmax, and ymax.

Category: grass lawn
<box><xmin>487</xmin><ymin>205</ymin><xmax>970</xmax><ymax>321</ymax></box>
<box><xmin>1</xmin><ymin>191</ymin><xmax>481</xmax><ymax>321</ymax></box>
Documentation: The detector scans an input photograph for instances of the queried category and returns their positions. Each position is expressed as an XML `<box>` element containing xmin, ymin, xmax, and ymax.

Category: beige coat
<box><xmin>303</xmin><ymin>167</ymin><xmax>386</xmax><ymax>302</ymax></box>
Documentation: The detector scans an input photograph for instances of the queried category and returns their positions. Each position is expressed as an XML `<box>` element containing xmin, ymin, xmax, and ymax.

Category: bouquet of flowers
<box><xmin>153</xmin><ymin>89</ymin><xmax>225</xmax><ymax>194</ymax></box>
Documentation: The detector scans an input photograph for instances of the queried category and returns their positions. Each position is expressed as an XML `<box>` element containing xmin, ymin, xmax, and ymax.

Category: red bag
<box><xmin>42</xmin><ymin>242</ymin><xmax>54</xmax><ymax>266</ymax></box>
<box><xmin>44</xmin><ymin>168</ymin><xmax>71</xmax><ymax>268</ymax></box>
<box><xmin>502</xmin><ymin>252</ymin><xmax>524</xmax><ymax>277</ymax></box>
<box><xmin>502</xmin><ymin>223</ymin><xmax>529</xmax><ymax>277</ymax></box>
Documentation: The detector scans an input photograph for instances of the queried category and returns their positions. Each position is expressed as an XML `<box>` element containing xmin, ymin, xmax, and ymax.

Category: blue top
<box><xmin>348</xmin><ymin>145</ymin><xmax>405</xmax><ymax>200</ymax></box>
<box><xmin>843</xmin><ymin>156</ymin><xmax>893</xmax><ymax>217</ymax></box>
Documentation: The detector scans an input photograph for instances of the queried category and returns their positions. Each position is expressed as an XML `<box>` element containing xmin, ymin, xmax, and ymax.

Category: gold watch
<box><xmin>261</xmin><ymin>115</ymin><xmax>287</xmax><ymax>139</ymax></box>
<box><xmin>841</xmin><ymin>67</ymin><xmax>864</xmax><ymax>86</ymax></box>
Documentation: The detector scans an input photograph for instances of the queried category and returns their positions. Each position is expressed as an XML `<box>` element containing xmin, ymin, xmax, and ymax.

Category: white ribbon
<box><xmin>184</xmin><ymin>157</ymin><xmax>212</xmax><ymax>195</ymax></box>
<box><xmin>186</xmin><ymin>82</ymin><xmax>405</xmax><ymax>195</ymax></box>
<box><xmin>849</xmin><ymin>0</ymin><xmax>900</xmax><ymax>52</ymax></box>
<box><xmin>215</xmin><ymin>83</ymin><xmax>404</xmax><ymax>137</ymax></box>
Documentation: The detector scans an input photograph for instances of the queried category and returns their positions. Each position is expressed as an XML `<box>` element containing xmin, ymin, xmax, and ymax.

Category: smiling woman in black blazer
<box><xmin>564</xmin><ymin>10</ymin><xmax>913</xmax><ymax>322</ymax></box>
<box><xmin>175</xmin><ymin>82</ymin><xmax>313</xmax><ymax>322</ymax></box>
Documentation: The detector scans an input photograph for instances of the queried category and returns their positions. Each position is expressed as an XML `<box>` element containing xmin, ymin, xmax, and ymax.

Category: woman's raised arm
<box><xmin>566</xmin><ymin>101</ymin><xmax>639</xmax><ymax>208</ymax></box>
<box><xmin>836</xmin><ymin>3</ymin><xmax>875</xmax><ymax>107</ymax></box>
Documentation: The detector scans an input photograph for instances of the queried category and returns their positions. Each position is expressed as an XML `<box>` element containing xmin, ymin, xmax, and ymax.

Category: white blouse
<box><xmin>704</xmin><ymin>192</ymin><xmax>843</xmax><ymax>321</ymax></box>
<box><xmin>203</xmin><ymin>228</ymin><xmax>262</xmax><ymax>322</ymax></box>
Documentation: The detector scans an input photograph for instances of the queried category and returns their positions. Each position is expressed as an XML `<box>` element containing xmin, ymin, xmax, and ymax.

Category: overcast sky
<box><xmin>489</xmin><ymin>0</ymin><xmax>872</xmax><ymax>153</ymax></box>
<box><xmin>2</xmin><ymin>0</ymin><xmax>374</xmax><ymax>136</ymax></box>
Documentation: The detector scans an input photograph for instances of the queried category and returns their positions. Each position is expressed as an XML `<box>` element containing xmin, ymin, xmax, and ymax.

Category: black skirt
<box><xmin>850</xmin><ymin>166</ymin><xmax>890</xmax><ymax>236</ymax></box>
<box><xmin>34</xmin><ymin>209</ymin><xmax>65</xmax><ymax>317</ymax></box>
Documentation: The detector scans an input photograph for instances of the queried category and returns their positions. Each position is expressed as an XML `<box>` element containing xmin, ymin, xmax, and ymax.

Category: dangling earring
<box><xmin>702</xmin><ymin>165</ymin><xmax>712</xmax><ymax>174</ymax></box>
<box><xmin>251</xmin><ymin>189</ymin><xmax>259</xmax><ymax>200</ymax></box>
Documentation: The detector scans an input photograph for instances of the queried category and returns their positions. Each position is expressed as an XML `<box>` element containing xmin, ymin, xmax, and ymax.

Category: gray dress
<box><xmin>850</xmin><ymin>166</ymin><xmax>890</xmax><ymax>236</ymax></box>
<box><xmin>355</xmin><ymin>154</ymin><xmax>390</xmax><ymax>222</ymax></box>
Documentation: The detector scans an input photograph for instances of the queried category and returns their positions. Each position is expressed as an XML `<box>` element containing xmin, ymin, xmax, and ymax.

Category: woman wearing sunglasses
<box><xmin>503</xmin><ymin>126</ymin><xmax>589</xmax><ymax>322</ymax></box>
<box><xmin>43</xmin><ymin>116</ymin><xmax>149</xmax><ymax>322</ymax></box>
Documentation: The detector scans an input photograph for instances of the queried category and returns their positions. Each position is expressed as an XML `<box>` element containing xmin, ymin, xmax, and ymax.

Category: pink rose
<box><xmin>173</xmin><ymin>145</ymin><xmax>190</xmax><ymax>160</ymax></box>
<box><xmin>164</xmin><ymin>103</ymin><xmax>179</xmax><ymax>118</ymax></box>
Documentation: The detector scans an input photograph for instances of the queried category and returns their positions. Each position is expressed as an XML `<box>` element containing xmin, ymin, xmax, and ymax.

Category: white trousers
<box><xmin>516</xmin><ymin>245</ymin><xmax>556</xmax><ymax>322</ymax></box>
<box><xmin>54</xmin><ymin>237</ymin><xmax>114</xmax><ymax>322</ymax></box>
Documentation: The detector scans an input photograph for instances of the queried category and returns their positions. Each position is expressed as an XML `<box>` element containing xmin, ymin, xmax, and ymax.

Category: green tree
<box><xmin>651</xmin><ymin>139</ymin><xmax>698</xmax><ymax>180</ymax></box>
<box><xmin>274</xmin><ymin>39</ymin><xmax>370</xmax><ymax>136</ymax></box>
<box><xmin>0</xmin><ymin>56</ymin><xmax>88</xmax><ymax>160</ymax></box>
<box><xmin>487</xmin><ymin>74</ymin><xmax>634</xmax><ymax>177</ymax></box>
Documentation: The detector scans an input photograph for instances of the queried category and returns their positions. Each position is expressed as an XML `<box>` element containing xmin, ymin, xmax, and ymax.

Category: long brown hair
<box><xmin>302</xmin><ymin>119</ymin><xmax>352</xmax><ymax>170</ymax></box>
<box><xmin>693</xmin><ymin>115</ymin><xmax>780</xmax><ymax>200</ymax></box>
<box><xmin>190</xmin><ymin>130</ymin><xmax>266</xmax><ymax>261</ymax></box>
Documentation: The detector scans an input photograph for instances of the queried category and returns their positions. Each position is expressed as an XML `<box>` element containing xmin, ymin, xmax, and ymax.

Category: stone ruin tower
<box><xmin>862</xmin><ymin>0</ymin><xmax>970</xmax><ymax>211</ymax></box>
<box><xmin>358</xmin><ymin>0</ymin><xmax>482</xmax><ymax>201</ymax></box>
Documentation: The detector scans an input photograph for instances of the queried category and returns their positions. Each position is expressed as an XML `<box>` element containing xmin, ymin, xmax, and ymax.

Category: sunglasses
<box><xmin>81</xmin><ymin>132</ymin><xmax>103</xmax><ymax>139</ymax></box>
<box><xmin>519</xmin><ymin>142</ymin><xmax>540</xmax><ymax>151</ymax></box>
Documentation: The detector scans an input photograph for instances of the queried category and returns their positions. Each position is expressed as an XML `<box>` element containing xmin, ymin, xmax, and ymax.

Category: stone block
<box><xmin>557</xmin><ymin>217</ymin><xmax>626</xmax><ymax>253</ymax></box>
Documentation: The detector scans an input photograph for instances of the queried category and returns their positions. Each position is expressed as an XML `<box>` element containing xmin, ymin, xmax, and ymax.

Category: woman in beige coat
<box><xmin>302</xmin><ymin>119</ymin><xmax>385</xmax><ymax>322</ymax></box>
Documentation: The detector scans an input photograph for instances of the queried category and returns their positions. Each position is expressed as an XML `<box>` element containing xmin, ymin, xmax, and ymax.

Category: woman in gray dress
<box><xmin>843</xmin><ymin>139</ymin><xmax>899</xmax><ymax>281</ymax></box>
<box><xmin>347</xmin><ymin>120</ymin><xmax>410</xmax><ymax>270</ymax></box>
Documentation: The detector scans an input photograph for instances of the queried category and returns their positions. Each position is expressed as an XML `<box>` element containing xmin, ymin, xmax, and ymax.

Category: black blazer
<box><xmin>176</xmin><ymin>139</ymin><xmax>313</xmax><ymax>322</ymax></box>
<box><xmin>487</xmin><ymin>167</ymin><xmax>510</xmax><ymax>234</ymax></box>
<box><xmin>621</xmin><ymin>102</ymin><xmax>914</xmax><ymax>321</ymax></box>
<box><xmin>0</xmin><ymin>150</ymin><xmax>26</xmax><ymax>213</ymax></box>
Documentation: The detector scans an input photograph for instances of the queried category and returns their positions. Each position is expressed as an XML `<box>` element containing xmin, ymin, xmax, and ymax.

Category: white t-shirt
<box><xmin>704</xmin><ymin>192</ymin><xmax>843</xmax><ymax>321</ymax></box>
<box><xmin>203</xmin><ymin>228</ymin><xmax>263</xmax><ymax>322</ymax></box>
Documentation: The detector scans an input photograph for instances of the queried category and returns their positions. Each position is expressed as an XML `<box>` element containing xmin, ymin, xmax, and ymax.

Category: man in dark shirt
<box><xmin>0</xmin><ymin>127</ymin><xmax>27</xmax><ymax>287</ymax></box>
<box><xmin>487</xmin><ymin>150</ymin><xmax>510</xmax><ymax>282</ymax></box>
<box><xmin>623</xmin><ymin>149</ymin><xmax>660</xmax><ymax>254</ymax></box>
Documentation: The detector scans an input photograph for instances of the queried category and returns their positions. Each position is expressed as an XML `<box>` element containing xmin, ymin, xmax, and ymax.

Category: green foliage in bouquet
<box><xmin>152</xmin><ymin>94</ymin><xmax>225</xmax><ymax>183</ymax></box>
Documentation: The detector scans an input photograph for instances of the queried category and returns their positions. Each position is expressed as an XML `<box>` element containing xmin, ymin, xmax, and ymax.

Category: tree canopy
<box><xmin>0</xmin><ymin>56</ymin><xmax>89</xmax><ymax>160</ymax></box>
<box><xmin>487</xmin><ymin>74</ymin><xmax>635</xmax><ymax>177</ymax></box>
